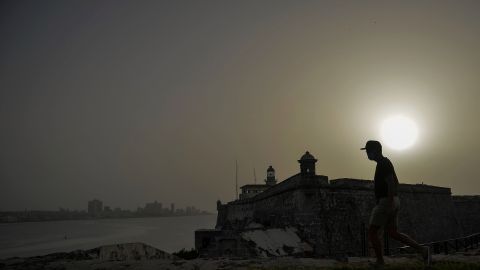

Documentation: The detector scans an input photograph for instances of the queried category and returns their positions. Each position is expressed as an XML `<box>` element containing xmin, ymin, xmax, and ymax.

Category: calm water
<box><xmin>0</xmin><ymin>215</ymin><xmax>217</xmax><ymax>259</ymax></box>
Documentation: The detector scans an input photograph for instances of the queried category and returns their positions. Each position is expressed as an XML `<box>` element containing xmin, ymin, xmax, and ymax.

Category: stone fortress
<box><xmin>195</xmin><ymin>151</ymin><xmax>480</xmax><ymax>258</ymax></box>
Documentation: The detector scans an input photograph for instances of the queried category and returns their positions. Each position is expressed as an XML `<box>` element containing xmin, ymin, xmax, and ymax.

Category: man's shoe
<box><xmin>422</xmin><ymin>246</ymin><xmax>431</xmax><ymax>266</ymax></box>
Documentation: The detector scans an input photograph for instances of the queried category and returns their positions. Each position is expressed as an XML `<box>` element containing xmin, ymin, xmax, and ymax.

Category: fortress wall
<box><xmin>325</xmin><ymin>188</ymin><xmax>374</xmax><ymax>255</ymax></box>
<box><xmin>216</xmin><ymin>175</ymin><xmax>327</xmax><ymax>229</ymax></box>
<box><xmin>394</xmin><ymin>185</ymin><xmax>463</xmax><ymax>243</ymax></box>
<box><xmin>252</xmin><ymin>188</ymin><xmax>300</xmax><ymax>227</ymax></box>
<box><xmin>223</xmin><ymin>202</ymin><xmax>254</xmax><ymax>226</ymax></box>
<box><xmin>215</xmin><ymin>204</ymin><xmax>227</xmax><ymax>229</ymax></box>
<box><xmin>249</xmin><ymin>178</ymin><xmax>330</xmax><ymax>228</ymax></box>
<box><xmin>217</xmin><ymin>189</ymin><xmax>299</xmax><ymax>229</ymax></box>
<box><xmin>302</xmin><ymin>187</ymin><xmax>374</xmax><ymax>256</ymax></box>
<box><xmin>452</xmin><ymin>195</ymin><xmax>480</xmax><ymax>235</ymax></box>
<box><xmin>298</xmin><ymin>183</ymin><xmax>462</xmax><ymax>256</ymax></box>
<box><xmin>215</xmin><ymin>179</ymin><xmax>464</xmax><ymax>256</ymax></box>
<box><xmin>329</xmin><ymin>178</ymin><xmax>373</xmax><ymax>189</ymax></box>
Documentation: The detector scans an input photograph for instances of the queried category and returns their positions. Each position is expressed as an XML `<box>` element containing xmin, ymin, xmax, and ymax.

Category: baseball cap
<box><xmin>360</xmin><ymin>140</ymin><xmax>382</xmax><ymax>151</ymax></box>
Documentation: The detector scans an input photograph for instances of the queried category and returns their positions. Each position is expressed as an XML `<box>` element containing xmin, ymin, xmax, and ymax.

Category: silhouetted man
<box><xmin>361</xmin><ymin>140</ymin><xmax>430</xmax><ymax>269</ymax></box>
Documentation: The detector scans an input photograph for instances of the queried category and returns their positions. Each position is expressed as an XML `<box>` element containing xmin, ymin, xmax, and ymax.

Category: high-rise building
<box><xmin>144</xmin><ymin>201</ymin><xmax>163</xmax><ymax>215</ymax></box>
<box><xmin>88</xmin><ymin>199</ymin><xmax>103</xmax><ymax>217</ymax></box>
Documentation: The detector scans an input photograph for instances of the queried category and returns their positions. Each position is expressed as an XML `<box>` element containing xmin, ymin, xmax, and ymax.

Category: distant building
<box><xmin>171</xmin><ymin>203</ymin><xmax>175</xmax><ymax>214</ymax></box>
<box><xmin>144</xmin><ymin>201</ymin><xmax>163</xmax><ymax>215</ymax></box>
<box><xmin>265</xmin><ymin>165</ymin><xmax>277</xmax><ymax>186</ymax></box>
<box><xmin>239</xmin><ymin>166</ymin><xmax>277</xmax><ymax>200</ymax></box>
<box><xmin>88</xmin><ymin>199</ymin><xmax>103</xmax><ymax>217</ymax></box>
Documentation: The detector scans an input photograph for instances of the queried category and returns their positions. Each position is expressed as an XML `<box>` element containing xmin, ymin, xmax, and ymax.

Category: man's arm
<box><xmin>385</xmin><ymin>173</ymin><xmax>397</xmax><ymax>207</ymax></box>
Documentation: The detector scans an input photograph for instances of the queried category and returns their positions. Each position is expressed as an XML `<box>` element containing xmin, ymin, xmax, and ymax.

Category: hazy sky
<box><xmin>1</xmin><ymin>1</ymin><xmax>479</xmax><ymax>212</ymax></box>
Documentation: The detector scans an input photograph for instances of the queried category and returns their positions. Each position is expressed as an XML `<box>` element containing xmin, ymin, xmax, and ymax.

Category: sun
<box><xmin>380</xmin><ymin>115</ymin><xmax>418</xmax><ymax>150</ymax></box>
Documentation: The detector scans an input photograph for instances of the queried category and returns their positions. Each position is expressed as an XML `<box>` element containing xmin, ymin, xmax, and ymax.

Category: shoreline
<box><xmin>0</xmin><ymin>213</ymin><xmax>215</xmax><ymax>225</ymax></box>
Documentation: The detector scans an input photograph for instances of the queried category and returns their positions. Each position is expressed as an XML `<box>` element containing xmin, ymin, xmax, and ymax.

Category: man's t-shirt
<box><xmin>374</xmin><ymin>157</ymin><xmax>399</xmax><ymax>202</ymax></box>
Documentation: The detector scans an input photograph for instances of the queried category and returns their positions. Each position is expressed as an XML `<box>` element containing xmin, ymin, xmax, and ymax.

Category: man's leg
<box><xmin>386</xmin><ymin>226</ymin><xmax>431</xmax><ymax>265</ymax></box>
<box><xmin>386</xmin><ymin>227</ymin><xmax>424</xmax><ymax>252</ymax></box>
<box><xmin>384</xmin><ymin>201</ymin><xmax>431</xmax><ymax>266</ymax></box>
<box><xmin>385</xmin><ymin>207</ymin><xmax>424</xmax><ymax>253</ymax></box>
<box><xmin>368</xmin><ymin>225</ymin><xmax>384</xmax><ymax>264</ymax></box>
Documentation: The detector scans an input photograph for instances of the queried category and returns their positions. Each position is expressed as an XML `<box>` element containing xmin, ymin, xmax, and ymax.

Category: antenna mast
<box><xmin>253</xmin><ymin>167</ymin><xmax>257</xmax><ymax>184</ymax></box>
<box><xmin>235</xmin><ymin>160</ymin><xmax>238</xmax><ymax>200</ymax></box>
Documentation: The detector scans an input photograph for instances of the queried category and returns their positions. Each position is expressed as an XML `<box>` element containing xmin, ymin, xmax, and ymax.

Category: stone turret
<box><xmin>298</xmin><ymin>151</ymin><xmax>317</xmax><ymax>177</ymax></box>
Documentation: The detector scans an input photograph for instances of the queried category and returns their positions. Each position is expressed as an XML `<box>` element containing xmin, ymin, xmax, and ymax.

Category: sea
<box><xmin>0</xmin><ymin>215</ymin><xmax>217</xmax><ymax>259</ymax></box>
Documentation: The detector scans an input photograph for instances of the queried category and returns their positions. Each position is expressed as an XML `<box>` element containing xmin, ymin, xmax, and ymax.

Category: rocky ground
<box><xmin>1</xmin><ymin>243</ymin><xmax>479</xmax><ymax>270</ymax></box>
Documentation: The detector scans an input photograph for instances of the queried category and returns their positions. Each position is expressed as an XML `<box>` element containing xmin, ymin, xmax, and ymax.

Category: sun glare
<box><xmin>380</xmin><ymin>115</ymin><xmax>418</xmax><ymax>150</ymax></box>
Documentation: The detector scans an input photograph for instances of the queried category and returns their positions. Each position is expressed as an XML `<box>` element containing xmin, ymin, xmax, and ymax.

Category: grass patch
<box><xmin>246</xmin><ymin>260</ymin><xmax>480</xmax><ymax>270</ymax></box>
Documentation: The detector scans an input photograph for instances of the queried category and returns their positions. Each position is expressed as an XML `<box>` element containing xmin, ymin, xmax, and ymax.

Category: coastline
<box><xmin>0</xmin><ymin>213</ymin><xmax>215</xmax><ymax>224</ymax></box>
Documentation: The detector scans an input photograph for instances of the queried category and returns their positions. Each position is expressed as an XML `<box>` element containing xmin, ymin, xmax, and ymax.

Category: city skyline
<box><xmin>1</xmin><ymin>198</ymin><xmax>211</xmax><ymax>213</ymax></box>
<box><xmin>0</xmin><ymin>198</ymin><xmax>211</xmax><ymax>223</ymax></box>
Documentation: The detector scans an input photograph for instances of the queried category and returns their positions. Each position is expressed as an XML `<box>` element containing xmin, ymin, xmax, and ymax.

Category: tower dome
<box><xmin>299</xmin><ymin>151</ymin><xmax>316</xmax><ymax>161</ymax></box>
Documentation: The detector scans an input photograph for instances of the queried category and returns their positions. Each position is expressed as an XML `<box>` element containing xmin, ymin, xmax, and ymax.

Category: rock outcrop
<box><xmin>0</xmin><ymin>242</ymin><xmax>175</xmax><ymax>270</ymax></box>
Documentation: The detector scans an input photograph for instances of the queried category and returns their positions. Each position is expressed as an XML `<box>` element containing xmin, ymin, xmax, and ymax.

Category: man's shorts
<box><xmin>369</xmin><ymin>196</ymin><xmax>400</xmax><ymax>229</ymax></box>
